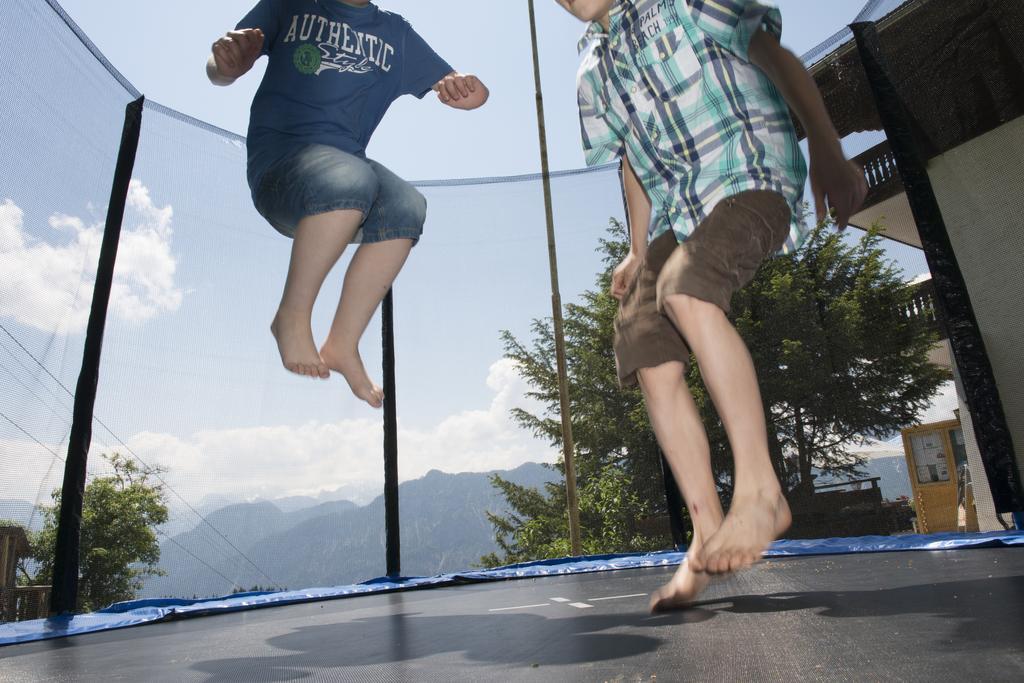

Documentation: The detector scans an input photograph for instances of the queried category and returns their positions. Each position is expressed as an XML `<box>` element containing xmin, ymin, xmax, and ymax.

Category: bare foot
<box><xmin>270</xmin><ymin>311</ymin><xmax>329</xmax><ymax>379</ymax></box>
<box><xmin>691</xmin><ymin>490</ymin><xmax>791</xmax><ymax>574</ymax></box>
<box><xmin>649</xmin><ymin>557</ymin><xmax>711</xmax><ymax>613</ymax></box>
<box><xmin>320</xmin><ymin>338</ymin><xmax>384</xmax><ymax>408</ymax></box>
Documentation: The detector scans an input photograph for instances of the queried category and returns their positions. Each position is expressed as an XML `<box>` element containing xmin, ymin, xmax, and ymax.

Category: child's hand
<box><xmin>433</xmin><ymin>73</ymin><xmax>489</xmax><ymax>110</ymax></box>
<box><xmin>212</xmin><ymin>28</ymin><xmax>265</xmax><ymax>80</ymax></box>
<box><xmin>611</xmin><ymin>252</ymin><xmax>643</xmax><ymax>301</ymax></box>
<box><xmin>809</xmin><ymin>142</ymin><xmax>868</xmax><ymax>230</ymax></box>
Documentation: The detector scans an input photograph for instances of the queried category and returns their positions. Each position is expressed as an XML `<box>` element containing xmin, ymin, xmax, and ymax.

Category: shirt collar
<box><xmin>577</xmin><ymin>1</ymin><xmax>626</xmax><ymax>54</ymax></box>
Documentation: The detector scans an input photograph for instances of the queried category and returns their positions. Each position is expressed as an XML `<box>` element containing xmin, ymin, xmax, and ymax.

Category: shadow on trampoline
<box><xmin>189</xmin><ymin>609</ymin><xmax>705</xmax><ymax>680</ymax></box>
<box><xmin>693</xmin><ymin>574</ymin><xmax>1024</xmax><ymax>649</ymax></box>
<box><xmin>187</xmin><ymin>574</ymin><xmax>1024</xmax><ymax>681</ymax></box>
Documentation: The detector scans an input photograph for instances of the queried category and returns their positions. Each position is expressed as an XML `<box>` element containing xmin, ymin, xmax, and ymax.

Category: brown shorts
<box><xmin>613</xmin><ymin>190</ymin><xmax>792</xmax><ymax>387</ymax></box>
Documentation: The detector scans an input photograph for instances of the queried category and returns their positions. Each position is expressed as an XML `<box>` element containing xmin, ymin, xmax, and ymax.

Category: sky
<box><xmin>0</xmin><ymin>0</ymin><xmax>951</xmax><ymax>526</ymax></box>
<box><xmin>54</xmin><ymin>0</ymin><xmax>884</xmax><ymax>177</ymax></box>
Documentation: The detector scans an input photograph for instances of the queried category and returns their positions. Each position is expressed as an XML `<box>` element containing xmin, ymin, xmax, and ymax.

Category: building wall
<box><xmin>928</xmin><ymin>114</ymin><xmax>1024</xmax><ymax>515</ymax></box>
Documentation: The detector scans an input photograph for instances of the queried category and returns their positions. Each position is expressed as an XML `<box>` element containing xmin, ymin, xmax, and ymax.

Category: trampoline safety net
<box><xmin>1</xmin><ymin>0</ymin><xmax>1020</xmax><ymax>624</ymax></box>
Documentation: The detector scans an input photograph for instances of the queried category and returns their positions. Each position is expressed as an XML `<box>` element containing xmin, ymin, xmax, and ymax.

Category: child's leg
<box><xmin>319</xmin><ymin>238</ymin><xmax>414</xmax><ymax>408</ymax></box>
<box><xmin>636</xmin><ymin>360</ymin><xmax>724</xmax><ymax>611</ymax></box>
<box><xmin>661</xmin><ymin>293</ymin><xmax>790</xmax><ymax>574</ymax></box>
<box><xmin>272</xmin><ymin>209</ymin><xmax>363</xmax><ymax>378</ymax></box>
<box><xmin>319</xmin><ymin>158</ymin><xmax>426</xmax><ymax>408</ymax></box>
<box><xmin>655</xmin><ymin>192</ymin><xmax>795</xmax><ymax>575</ymax></box>
<box><xmin>612</xmin><ymin>232</ymin><xmax>726</xmax><ymax>608</ymax></box>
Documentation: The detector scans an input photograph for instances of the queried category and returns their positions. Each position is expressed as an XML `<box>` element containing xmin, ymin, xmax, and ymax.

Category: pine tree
<box><xmin>483</xmin><ymin>218</ymin><xmax>948</xmax><ymax>566</ymax></box>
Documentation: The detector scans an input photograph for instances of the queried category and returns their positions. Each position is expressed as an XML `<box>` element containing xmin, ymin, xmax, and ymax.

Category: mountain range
<box><xmin>140</xmin><ymin>462</ymin><xmax>555</xmax><ymax>599</ymax></box>
<box><xmin>3</xmin><ymin>454</ymin><xmax>916</xmax><ymax>601</ymax></box>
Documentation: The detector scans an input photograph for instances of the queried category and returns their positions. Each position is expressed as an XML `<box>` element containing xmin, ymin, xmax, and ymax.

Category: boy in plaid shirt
<box><xmin>557</xmin><ymin>0</ymin><xmax>866</xmax><ymax>609</ymax></box>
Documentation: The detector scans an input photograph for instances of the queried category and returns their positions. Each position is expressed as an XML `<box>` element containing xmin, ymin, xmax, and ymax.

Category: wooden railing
<box><xmin>853</xmin><ymin>140</ymin><xmax>904</xmax><ymax>208</ymax></box>
<box><xmin>903</xmin><ymin>278</ymin><xmax>943</xmax><ymax>337</ymax></box>
<box><xmin>814</xmin><ymin>476</ymin><xmax>882</xmax><ymax>493</ymax></box>
<box><xmin>1</xmin><ymin>586</ymin><xmax>50</xmax><ymax>622</ymax></box>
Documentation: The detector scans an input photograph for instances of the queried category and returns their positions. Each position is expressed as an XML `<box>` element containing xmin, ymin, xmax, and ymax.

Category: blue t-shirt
<box><xmin>236</xmin><ymin>0</ymin><xmax>454</xmax><ymax>191</ymax></box>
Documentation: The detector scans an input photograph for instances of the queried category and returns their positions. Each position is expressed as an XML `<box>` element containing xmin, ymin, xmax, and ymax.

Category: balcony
<box><xmin>903</xmin><ymin>278</ymin><xmax>942</xmax><ymax>337</ymax></box>
<box><xmin>848</xmin><ymin>140</ymin><xmax>920</xmax><ymax>248</ymax></box>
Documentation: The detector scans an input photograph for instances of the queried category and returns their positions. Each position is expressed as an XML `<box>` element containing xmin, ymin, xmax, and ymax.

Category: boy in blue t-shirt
<box><xmin>207</xmin><ymin>0</ymin><xmax>488</xmax><ymax>407</ymax></box>
<box><xmin>558</xmin><ymin>0</ymin><xmax>866</xmax><ymax>610</ymax></box>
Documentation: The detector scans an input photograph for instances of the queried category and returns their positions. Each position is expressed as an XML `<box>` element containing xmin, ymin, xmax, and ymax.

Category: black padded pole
<box><xmin>851</xmin><ymin>22</ymin><xmax>1023</xmax><ymax>512</ymax></box>
<box><xmin>382</xmin><ymin>289</ymin><xmax>400</xmax><ymax>577</ymax></box>
<box><xmin>658</xmin><ymin>448</ymin><xmax>687</xmax><ymax>549</ymax></box>
<box><xmin>50</xmin><ymin>96</ymin><xmax>145</xmax><ymax>614</ymax></box>
<box><xmin>617</xmin><ymin>163</ymin><xmax>688</xmax><ymax>548</ymax></box>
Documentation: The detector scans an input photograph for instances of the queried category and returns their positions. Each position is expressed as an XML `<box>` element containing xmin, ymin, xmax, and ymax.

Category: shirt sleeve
<box><xmin>577</xmin><ymin>69</ymin><xmax>626</xmax><ymax>167</ymax></box>
<box><xmin>687</xmin><ymin>0</ymin><xmax>782</xmax><ymax>63</ymax></box>
<box><xmin>399</xmin><ymin>22</ymin><xmax>455</xmax><ymax>98</ymax></box>
<box><xmin>235</xmin><ymin>0</ymin><xmax>280</xmax><ymax>55</ymax></box>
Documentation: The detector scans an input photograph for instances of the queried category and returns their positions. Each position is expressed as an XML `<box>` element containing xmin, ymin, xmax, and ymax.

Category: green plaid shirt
<box><xmin>577</xmin><ymin>0</ymin><xmax>808</xmax><ymax>251</ymax></box>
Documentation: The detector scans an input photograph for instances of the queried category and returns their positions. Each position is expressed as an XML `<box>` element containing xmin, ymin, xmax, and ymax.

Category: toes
<box><xmin>705</xmin><ymin>548</ymin><xmax>725</xmax><ymax>574</ymax></box>
<box><xmin>648</xmin><ymin>588</ymin><xmax>667</xmax><ymax>614</ymax></box>
<box><xmin>728</xmin><ymin>552</ymin><xmax>744</xmax><ymax>573</ymax></box>
<box><xmin>648</xmin><ymin>584</ymin><xmax>686</xmax><ymax>613</ymax></box>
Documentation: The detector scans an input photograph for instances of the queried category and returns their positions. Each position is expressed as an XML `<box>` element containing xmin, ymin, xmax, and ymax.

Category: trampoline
<box><xmin>3</xmin><ymin>1</ymin><xmax>1024</xmax><ymax>681</ymax></box>
<box><xmin>2</xmin><ymin>543</ymin><xmax>1023</xmax><ymax>681</ymax></box>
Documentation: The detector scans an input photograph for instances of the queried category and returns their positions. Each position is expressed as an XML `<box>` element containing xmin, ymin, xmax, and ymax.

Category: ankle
<box><xmin>320</xmin><ymin>336</ymin><xmax>358</xmax><ymax>356</ymax></box>
<box><xmin>692</xmin><ymin>517</ymin><xmax>723</xmax><ymax>544</ymax></box>
<box><xmin>732</xmin><ymin>482</ymin><xmax>784</xmax><ymax>502</ymax></box>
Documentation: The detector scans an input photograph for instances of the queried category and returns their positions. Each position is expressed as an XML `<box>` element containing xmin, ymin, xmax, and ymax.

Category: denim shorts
<box><xmin>252</xmin><ymin>144</ymin><xmax>427</xmax><ymax>243</ymax></box>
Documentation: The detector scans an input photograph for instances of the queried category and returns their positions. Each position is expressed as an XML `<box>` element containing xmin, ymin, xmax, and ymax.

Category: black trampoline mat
<box><xmin>2</xmin><ymin>548</ymin><xmax>1023</xmax><ymax>682</ymax></box>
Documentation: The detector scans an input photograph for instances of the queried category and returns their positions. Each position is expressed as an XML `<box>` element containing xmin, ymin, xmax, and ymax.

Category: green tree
<box><xmin>31</xmin><ymin>453</ymin><xmax>169</xmax><ymax>612</ymax></box>
<box><xmin>483</xmin><ymin>218</ymin><xmax>948</xmax><ymax>566</ymax></box>
<box><xmin>738</xmin><ymin>224</ymin><xmax>950</xmax><ymax>493</ymax></box>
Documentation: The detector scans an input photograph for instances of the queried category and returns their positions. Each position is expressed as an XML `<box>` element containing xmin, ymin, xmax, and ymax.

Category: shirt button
<box><xmin>631</xmin><ymin>85</ymin><xmax>638</xmax><ymax>94</ymax></box>
<box><xmin>659</xmin><ymin>51</ymin><xmax>667</xmax><ymax>60</ymax></box>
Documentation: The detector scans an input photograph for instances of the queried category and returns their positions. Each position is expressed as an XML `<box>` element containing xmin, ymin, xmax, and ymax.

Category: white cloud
<box><xmin>123</xmin><ymin>358</ymin><xmax>556</xmax><ymax>505</ymax></box>
<box><xmin>0</xmin><ymin>181</ymin><xmax>182</xmax><ymax>335</ymax></box>
<box><xmin>917</xmin><ymin>380</ymin><xmax>960</xmax><ymax>425</ymax></box>
<box><xmin>0</xmin><ymin>370</ymin><xmax>966</xmax><ymax>509</ymax></box>
<box><xmin>907</xmin><ymin>272</ymin><xmax>932</xmax><ymax>285</ymax></box>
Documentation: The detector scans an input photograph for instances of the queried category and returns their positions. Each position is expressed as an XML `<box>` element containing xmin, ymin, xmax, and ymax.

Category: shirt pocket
<box><xmin>636</xmin><ymin>25</ymin><xmax>702</xmax><ymax>102</ymax></box>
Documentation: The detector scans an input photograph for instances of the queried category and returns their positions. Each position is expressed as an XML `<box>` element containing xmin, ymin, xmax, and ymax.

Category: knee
<box><xmin>660</xmin><ymin>293</ymin><xmax>725</xmax><ymax>334</ymax></box>
<box><xmin>300</xmin><ymin>146</ymin><xmax>380</xmax><ymax>208</ymax></box>
<box><xmin>394</xmin><ymin>185</ymin><xmax>428</xmax><ymax>229</ymax></box>
<box><xmin>637</xmin><ymin>361</ymin><xmax>688</xmax><ymax>400</ymax></box>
